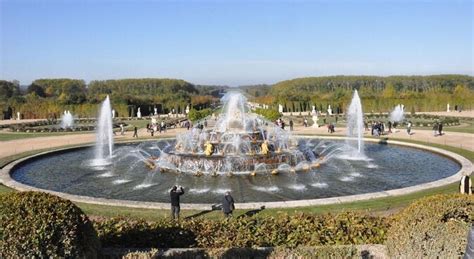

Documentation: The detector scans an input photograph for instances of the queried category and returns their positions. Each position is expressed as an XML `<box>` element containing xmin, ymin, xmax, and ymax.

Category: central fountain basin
<box><xmin>10</xmin><ymin>137</ymin><xmax>461</xmax><ymax>204</ymax></box>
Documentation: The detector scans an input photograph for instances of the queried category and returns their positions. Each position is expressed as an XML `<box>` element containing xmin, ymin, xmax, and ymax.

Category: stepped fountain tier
<box><xmin>153</xmin><ymin>93</ymin><xmax>317</xmax><ymax>175</ymax></box>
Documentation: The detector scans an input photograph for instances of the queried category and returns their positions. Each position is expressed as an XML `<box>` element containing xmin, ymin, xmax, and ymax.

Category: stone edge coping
<box><xmin>0</xmin><ymin>136</ymin><xmax>472</xmax><ymax>210</ymax></box>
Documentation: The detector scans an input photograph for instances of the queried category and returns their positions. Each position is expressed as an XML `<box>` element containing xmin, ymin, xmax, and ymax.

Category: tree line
<box><xmin>0</xmin><ymin>78</ymin><xmax>223</xmax><ymax>119</ymax></box>
<box><xmin>241</xmin><ymin>75</ymin><xmax>474</xmax><ymax>113</ymax></box>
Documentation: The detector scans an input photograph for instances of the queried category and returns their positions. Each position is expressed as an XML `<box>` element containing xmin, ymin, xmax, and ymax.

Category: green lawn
<box><xmin>0</xmin><ymin>137</ymin><xmax>471</xmax><ymax>221</ymax></box>
<box><xmin>0</xmin><ymin>132</ymin><xmax>91</xmax><ymax>142</ymax></box>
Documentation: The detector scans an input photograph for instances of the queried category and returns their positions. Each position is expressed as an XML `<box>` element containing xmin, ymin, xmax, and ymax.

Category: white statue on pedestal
<box><xmin>312</xmin><ymin>110</ymin><xmax>319</xmax><ymax>128</ymax></box>
<box><xmin>112</xmin><ymin>109</ymin><xmax>115</xmax><ymax>118</ymax></box>
<box><xmin>137</xmin><ymin>107</ymin><xmax>141</xmax><ymax>118</ymax></box>
<box><xmin>185</xmin><ymin>105</ymin><xmax>190</xmax><ymax>114</ymax></box>
<box><xmin>278</xmin><ymin>104</ymin><xmax>283</xmax><ymax>113</ymax></box>
<box><xmin>327</xmin><ymin>105</ymin><xmax>332</xmax><ymax>115</ymax></box>
<box><xmin>154</xmin><ymin>107</ymin><xmax>158</xmax><ymax>116</ymax></box>
<box><xmin>17</xmin><ymin>112</ymin><xmax>20</xmax><ymax>120</ymax></box>
<box><xmin>447</xmin><ymin>103</ymin><xmax>450</xmax><ymax>112</ymax></box>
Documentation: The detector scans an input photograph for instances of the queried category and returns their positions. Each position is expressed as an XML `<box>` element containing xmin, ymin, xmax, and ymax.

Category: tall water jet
<box><xmin>94</xmin><ymin>96</ymin><xmax>114</xmax><ymax>165</ymax></box>
<box><xmin>346</xmin><ymin>90</ymin><xmax>364</xmax><ymax>155</ymax></box>
<box><xmin>389</xmin><ymin>104</ymin><xmax>405</xmax><ymax>122</ymax></box>
<box><xmin>60</xmin><ymin>110</ymin><xmax>74</xmax><ymax>129</ymax></box>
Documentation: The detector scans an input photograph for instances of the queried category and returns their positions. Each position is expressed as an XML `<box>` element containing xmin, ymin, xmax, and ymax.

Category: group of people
<box><xmin>170</xmin><ymin>185</ymin><xmax>235</xmax><ymax>220</ymax></box>
<box><xmin>146</xmin><ymin>121</ymin><xmax>167</xmax><ymax>136</ymax></box>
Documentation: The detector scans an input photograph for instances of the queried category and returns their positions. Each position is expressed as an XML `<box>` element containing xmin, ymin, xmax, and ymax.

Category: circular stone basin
<box><xmin>10</xmin><ymin>137</ymin><xmax>461</xmax><ymax>204</ymax></box>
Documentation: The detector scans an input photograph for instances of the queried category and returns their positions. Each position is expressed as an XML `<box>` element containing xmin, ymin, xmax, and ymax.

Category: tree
<box><xmin>27</xmin><ymin>83</ymin><xmax>46</xmax><ymax>97</ymax></box>
<box><xmin>382</xmin><ymin>83</ymin><xmax>396</xmax><ymax>99</ymax></box>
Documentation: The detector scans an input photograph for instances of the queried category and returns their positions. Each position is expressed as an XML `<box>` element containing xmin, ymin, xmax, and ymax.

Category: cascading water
<box><xmin>60</xmin><ymin>110</ymin><xmax>74</xmax><ymax>129</ymax></box>
<box><xmin>94</xmin><ymin>95</ymin><xmax>114</xmax><ymax>165</ymax></box>
<box><xmin>346</xmin><ymin>90</ymin><xmax>364</xmax><ymax>155</ymax></box>
<box><xmin>389</xmin><ymin>104</ymin><xmax>405</xmax><ymax>122</ymax></box>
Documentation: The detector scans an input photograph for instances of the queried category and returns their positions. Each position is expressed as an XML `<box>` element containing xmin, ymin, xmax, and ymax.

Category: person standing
<box><xmin>222</xmin><ymin>191</ymin><xmax>235</xmax><ymax>217</ymax></box>
<box><xmin>432</xmin><ymin>122</ymin><xmax>439</xmax><ymax>136</ymax></box>
<box><xmin>289</xmin><ymin>120</ymin><xmax>294</xmax><ymax>131</ymax></box>
<box><xmin>407</xmin><ymin>121</ymin><xmax>412</xmax><ymax>135</ymax></box>
<box><xmin>438</xmin><ymin>122</ymin><xmax>443</xmax><ymax>136</ymax></box>
<box><xmin>387</xmin><ymin>121</ymin><xmax>392</xmax><ymax>133</ymax></box>
<box><xmin>170</xmin><ymin>185</ymin><xmax>185</xmax><ymax>220</ymax></box>
<box><xmin>120</xmin><ymin>124</ymin><xmax>125</xmax><ymax>135</ymax></box>
<box><xmin>133</xmin><ymin>126</ymin><xmax>138</xmax><ymax>138</ymax></box>
<box><xmin>161</xmin><ymin>121</ymin><xmax>166</xmax><ymax>132</ymax></box>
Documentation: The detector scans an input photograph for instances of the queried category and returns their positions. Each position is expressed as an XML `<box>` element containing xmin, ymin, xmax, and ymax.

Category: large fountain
<box><xmin>154</xmin><ymin>92</ymin><xmax>312</xmax><ymax>175</ymax></box>
<box><xmin>9</xmin><ymin>92</ymin><xmax>463</xmax><ymax>204</ymax></box>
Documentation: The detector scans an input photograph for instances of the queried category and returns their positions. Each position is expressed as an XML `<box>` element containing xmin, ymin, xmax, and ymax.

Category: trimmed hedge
<box><xmin>386</xmin><ymin>194</ymin><xmax>474</xmax><ymax>258</ymax></box>
<box><xmin>94</xmin><ymin>212</ymin><xmax>389</xmax><ymax>249</ymax></box>
<box><xmin>0</xmin><ymin>192</ymin><xmax>100</xmax><ymax>258</ymax></box>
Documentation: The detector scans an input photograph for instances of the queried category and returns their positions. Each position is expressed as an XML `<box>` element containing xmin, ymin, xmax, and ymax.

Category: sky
<box><xmin>0</xmin><ymin>0</ymin><xmax>472</xmax><ymax>86</ymax></box>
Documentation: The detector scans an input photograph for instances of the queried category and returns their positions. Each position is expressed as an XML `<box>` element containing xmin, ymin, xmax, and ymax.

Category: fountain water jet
<box><xmin>93</xmin><ymin>96</ymin><xmax>114</xmax><ymax>166</ymax></box>
<box><xmin>346</xmin><ymin>90</ymin><xmax>364</xmax><ymax>155</ymax></box>
<box><xmin>60</xmin><ymin>110</ymin><xmax>74</xmax><ymax>129</ymax></box>
<box><xmin>390</xmin><ymin>104</ymin><xmax>405</xmax><ymax>122</ymax></box>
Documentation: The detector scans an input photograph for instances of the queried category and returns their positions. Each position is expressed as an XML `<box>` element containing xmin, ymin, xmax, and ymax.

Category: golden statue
<box><xmin>261</xmin><ymin>141</ymin><xmax>269</xmax><ymax>155</ymax></box>
<box><xmin>204</xmin><ymin>141</ymin><xmax>214</xmax><ymax>156</ymax></box>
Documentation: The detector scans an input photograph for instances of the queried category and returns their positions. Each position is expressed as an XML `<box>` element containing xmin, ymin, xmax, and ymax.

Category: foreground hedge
<box><xmin>94</xmin><ymin>212</ymin><xmax>389</xmax><ymax>249</ymax></box>
<box><xmin>386</xmin><ymin>194</ymin><xmax>474</xmax><ymax>258</ymax></box>
<box><xmin>0</xmin><ymin>192</ymin><xmax>100</xmax><ymax>258</ymax></box>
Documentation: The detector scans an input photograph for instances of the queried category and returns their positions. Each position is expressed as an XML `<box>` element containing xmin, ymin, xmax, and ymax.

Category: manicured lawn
<box><xmin>0</xmin><ymin>132</ymin><xmax>90</xmax><ymax>142</ymax></box>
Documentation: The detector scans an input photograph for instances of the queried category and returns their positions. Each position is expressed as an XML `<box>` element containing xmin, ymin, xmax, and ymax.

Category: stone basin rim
<box><xmin>1</xmin><ymin>135</ymin><xmax>471</xmax><ymax>210</ymax></box>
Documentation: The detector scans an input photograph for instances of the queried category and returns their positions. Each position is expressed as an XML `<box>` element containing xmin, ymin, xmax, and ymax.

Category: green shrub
<box><xmin>386</xmin><ymin>194</ymin><xmax>473</xmax><ymax>258</ymax></box>
<box><xmin>254</xmin><ymin>108</ymin><xmax>281</xmax><ymax>121</ymax></box>
<box><xmin>0</xmin><ymin>192</ymin><xmax>100</xmax><ymax>258</ymax></box>
<box><xmin>188</xmin><ymin>108</ymin><xmax>213</xmax><ymax>122</ymax></box>
<box><xmin>94</xmin><ymin>212</ymin><xmax>389</xmax><ymax>249</ymax></box>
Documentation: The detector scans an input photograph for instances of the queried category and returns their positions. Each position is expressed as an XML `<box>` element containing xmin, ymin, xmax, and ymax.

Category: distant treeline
<box><xmin>241</xmin><ymin>75</ymin><xmax>474</xmax><ymax>113</ymax></box>
<box><xmin>1</xmin><ymin>75</ymin><xmax>473</xmax><ymax>119</ymax></box>
<box><xmin>0</xmin><ymin>78</ymin><xmax>225</xmax><ymax>119</ymax></box>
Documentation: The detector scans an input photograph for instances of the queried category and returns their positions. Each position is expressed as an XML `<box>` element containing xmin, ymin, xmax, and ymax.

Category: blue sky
<box><xmin>0</xmin><ymin>0</ymin><xmax>472</xmax><ymax>86</ymax></box>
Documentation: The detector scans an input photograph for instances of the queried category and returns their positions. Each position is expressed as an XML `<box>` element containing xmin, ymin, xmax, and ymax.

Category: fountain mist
<box><xmin>346</xmin><ymin>90</ymin><xmax>364</xmax><ymax>154</ymax></box>
<box><xmin>94</xmin><ymin>96</ymin><xmax>114</xmax><ymax>164</ymax></box>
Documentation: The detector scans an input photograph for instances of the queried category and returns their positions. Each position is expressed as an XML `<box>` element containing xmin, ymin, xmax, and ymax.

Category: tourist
<box><xmin>433</xmin><ymin>122</ymin><xmax>439</xmax><ymax>136</ymax></box>
<box><xmin>407</xmin><ymin>121</ymin><xmax>412</xmax><ymax>135</ymax></box>
<box><xmin>222</xmin><ymin>191</ymin><xmax>235</xmax><ymax>217</ymax></box>
<box><xmin>438</xmin><ymin>122</ymin><xmax>443</xmax><ymax>136</ymax></box>
<box><xmin>387</xmin><ymin>121</ymin><xmax>392</xmax><ymax>133</ymax></box>
<box><xmin>120</xmin><ymin>124</ymin><xmax>125</xmax><ymax>135</ymax></box>
<box><xmin>170</xmin><ymin>185</ymin><xmax>185</xmax><ymax>220</ymax></box>
<box><xmin>150</xmin><ymin>127</ymin><xmax>154</xmax><ymax>137</ymax></box>
<box><xmin>161</xmin><ymin>121</ymin><xmax>166</xmax><ymax>132</ymax></box>
<box><xmin>185</xmin><ymin>120</ymin><xmax>190</xmax><ymax>130</ymax></box>
<box><xmin>204</xmin><ymin>119</ymin><xmax>208</xmax><ymax>128</ymax></box>
<box><xmin>289</xmin><ymin>120</ymin><xmax>294</xmax><ymax>131</ymax></box>
<box><xmin>460</xmin><ymin>175</ymin><xmax>472</xmax><ymax>195</ymax></box>
<box><xmin>133</xmin><ymin>126</ymin><xmax>138</xmax><ymax>138</ymax></box>
<box><xmin>303</xmin><ymin>118</ymin><xmax>308</xmax><ymax>127</ymax></box>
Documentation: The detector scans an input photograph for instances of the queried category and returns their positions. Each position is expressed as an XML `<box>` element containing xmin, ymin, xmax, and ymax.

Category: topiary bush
<box><xmin>386</xmin><ymin>194</ymin><xmax>473</xmax><ymax>258</ymax></box>
<box><xmin>0</xmin><ymin>191</ymin><xmax>100</xmax><ymax>258</ymax></box>
<box><xmin>94</xmin><ymin>212</ymin><xmax>389</xmax><ymax>249</ymax></box>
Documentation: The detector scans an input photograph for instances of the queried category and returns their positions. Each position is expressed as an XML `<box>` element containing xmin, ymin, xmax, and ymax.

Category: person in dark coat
<box><xmin>170</xmin><ymin>185</ymin><xmax>185</xmax><ymax>220</ymax></box>
<box><xmin>438</xmin><ymin>122</ymin><xmax>443</xmax><ymax>136</ymax></box>
<box><xmin>133</xmin><ymin>126</ymin><xmax>138</xmax><ymax>138</ymax></box>
<box><xmin>222</xmin><ymin>191</ymin><xmax>235</xmax><ymax>217</ymax></box>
